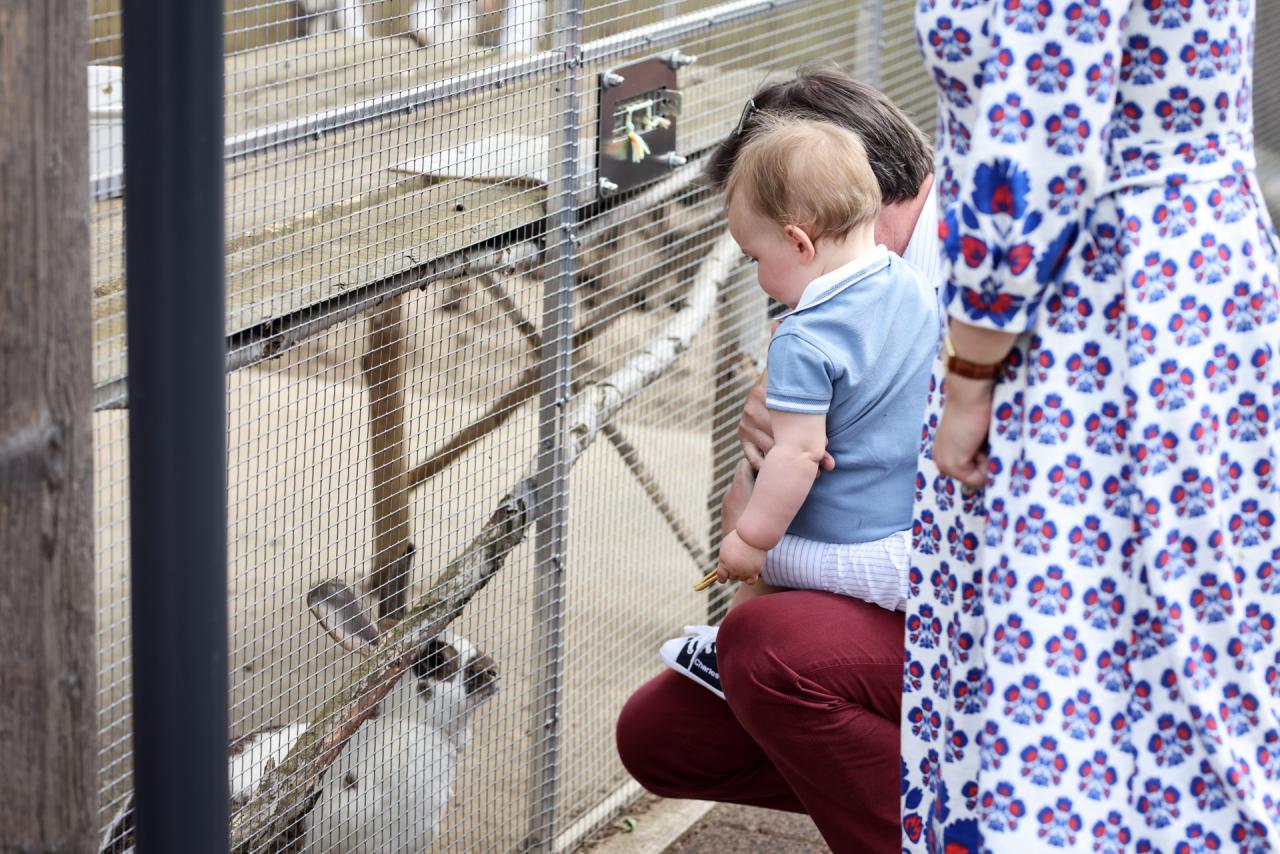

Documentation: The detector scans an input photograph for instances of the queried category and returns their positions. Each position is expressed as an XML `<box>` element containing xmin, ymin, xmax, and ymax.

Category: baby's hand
<box><xmin>717</xmin><ymin>529</ymin><xmax>766</xmax><ymax>585</ymax></box>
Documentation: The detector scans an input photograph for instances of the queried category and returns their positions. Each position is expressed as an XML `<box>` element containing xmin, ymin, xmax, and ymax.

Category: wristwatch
<box><xmin>943</xmin><ymin>335</ymin><xmax>1004</xmax><ymax>381</ymax></box>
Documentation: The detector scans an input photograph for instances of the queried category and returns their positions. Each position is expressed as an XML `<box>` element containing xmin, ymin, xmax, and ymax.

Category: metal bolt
<box><xmin>598</xmin><ymin>177</ymin><xmax>619</xmax><ymax>195</ymax></box>
<box><xmin>664</xmin><ymin>49</ymin><xmax>697</xmax><ymax>69</ymax></box>
<box><xmin>659</xmin><ymin>152</ymin><xmax>687</xmax><ymax>168</ymax></box>
<box><xmin>601</xmin><ymin>71</ymin><xmax>625</xmax><ymax>88</ymax></box>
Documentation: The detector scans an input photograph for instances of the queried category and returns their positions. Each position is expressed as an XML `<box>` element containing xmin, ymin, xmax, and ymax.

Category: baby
<box><xmin>662</xmin><ymin>117</ymin><xmax>939</xmax><ymax>697</ymax></box>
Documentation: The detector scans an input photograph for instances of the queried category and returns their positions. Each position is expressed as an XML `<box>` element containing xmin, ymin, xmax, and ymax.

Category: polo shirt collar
<box><xmin>793</xmin><ymin>244</ymin><xmax>890</xmax><ymax>312</ymax></box>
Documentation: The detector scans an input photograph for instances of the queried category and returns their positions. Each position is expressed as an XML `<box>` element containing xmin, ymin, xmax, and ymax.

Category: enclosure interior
<box><xmin>85</xmin><ymin>0</ymin><xmax>1280</xmax><ymax>851</ymax></box>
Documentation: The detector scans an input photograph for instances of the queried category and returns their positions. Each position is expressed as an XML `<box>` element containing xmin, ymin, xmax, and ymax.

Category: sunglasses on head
<box><xmin>733</xmin><ymin>97</ymin><xmax>758</xmax><ymax>137</ymax></box>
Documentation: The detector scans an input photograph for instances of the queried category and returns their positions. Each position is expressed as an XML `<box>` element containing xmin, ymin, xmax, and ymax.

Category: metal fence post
<box><xmin>123</xmin><ymin>1</ymin><xmax>229</xmax><ymax>851</ymax></box>
<box><xmin>855</xmin><ymin>0</ymin><xmax>884</xmax><ymax>88</ymax></box>
<box><xmin>526</xmin><ymin>0</ymin><xmax>583</xmax><ymax>847</ymax></box>
<box><xmin>706</xmin><ymin>271</ymin><xmax>766</xmax><ymax>623</ymax></box>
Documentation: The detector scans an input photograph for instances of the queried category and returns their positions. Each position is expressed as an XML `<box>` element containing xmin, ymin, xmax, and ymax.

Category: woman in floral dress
<box><xmin>902</xmin><ymin>0</ymin><xmax>1280</xmax><ymax>849</ymax></box>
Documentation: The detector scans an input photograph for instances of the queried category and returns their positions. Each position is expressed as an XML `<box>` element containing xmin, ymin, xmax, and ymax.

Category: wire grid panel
<box><xmin>83</xmin><ymin>2</ymin><xmax>1280</xmax><ymax>852</ymax></box>
<box><xmin>87</xmin><ymin>0</ymin><xmax>865</xmax><ymax>850</ymax></box>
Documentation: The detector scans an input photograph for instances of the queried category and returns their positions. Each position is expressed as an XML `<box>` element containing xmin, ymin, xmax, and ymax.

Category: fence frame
<box><xmin>527</xmin><ymin>0</ymin><xmax>585</xmax><ymax>846</ymax></box>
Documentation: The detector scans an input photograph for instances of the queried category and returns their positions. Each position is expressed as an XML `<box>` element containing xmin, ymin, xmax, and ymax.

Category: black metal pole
<box><xmin>123</xmin><ymin>2</ymin><xmax>228</xmax><ymax>852</ymax></box>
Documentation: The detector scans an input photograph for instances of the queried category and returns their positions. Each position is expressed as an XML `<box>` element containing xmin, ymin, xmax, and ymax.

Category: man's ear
<box><xmin>782</xmin><ymin>224</ymin><xmax>816</xmax><ymax>265</ymax></box>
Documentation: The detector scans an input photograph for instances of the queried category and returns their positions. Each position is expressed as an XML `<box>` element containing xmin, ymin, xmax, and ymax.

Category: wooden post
<box><xmin>362</xmin><ymin>295</ymin><xmax>414</xmax><ymax>622</ymax></box>
<box><xmin>0</xmin><ymin>0</ymin><xmax>98</xmax><ymax>850</ymax></box>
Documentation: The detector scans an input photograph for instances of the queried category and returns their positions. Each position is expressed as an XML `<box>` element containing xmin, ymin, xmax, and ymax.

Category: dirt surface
<box><xmin>582</xmin><ymin>796</ymin><xmax>830</xmax><ymax>854</ymax></box>
<box><xmin>665</xmin><ymin>804</ymin><xmax>829</xmax><ymax>853</ymax></box>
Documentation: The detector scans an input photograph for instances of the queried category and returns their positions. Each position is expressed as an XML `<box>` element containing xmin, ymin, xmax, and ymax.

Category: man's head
<box><xmin>708</xmin><ymin>66</ymin><xmax>933</xmax><ymax>238</ymax></box>
<box><xmin>725</xmin><ymin>117</ymin><xmax>881</xmax><ymax>307</ymax></box>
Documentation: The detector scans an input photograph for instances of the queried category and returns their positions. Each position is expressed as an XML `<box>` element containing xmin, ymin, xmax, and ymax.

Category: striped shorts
<box><xmin>761</xmin><ymin>530</ymin><xmax>909</xmax><ymax>612</ymax></box>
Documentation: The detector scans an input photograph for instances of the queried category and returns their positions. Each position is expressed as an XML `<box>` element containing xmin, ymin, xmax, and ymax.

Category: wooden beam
<box><xmin>0</xmin><ymin>0</ymin><xmax>98</xmax><ymax>849</ymax></box>
<box><xmin>361</xmin><ymin>295</ymin><xmax>413</xmax><ymax>620</ymax></box>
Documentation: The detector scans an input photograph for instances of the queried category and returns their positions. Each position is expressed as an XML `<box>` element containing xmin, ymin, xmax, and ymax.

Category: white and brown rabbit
<box><xmin>100</xmin><ymin>579</ymin><xmax>498</xmax><ymax>854</ymax></box>
<box><xmin>297</xmin><ymin>0</ymin><xmax>367</xmax><ymax>39</ymax></box>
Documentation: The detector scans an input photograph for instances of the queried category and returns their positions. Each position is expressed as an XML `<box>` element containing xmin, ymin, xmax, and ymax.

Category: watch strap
<box><xmin>944</xmin><ymin>335</ymin><xmax>1003</xmax><ymax>380</ymax></box>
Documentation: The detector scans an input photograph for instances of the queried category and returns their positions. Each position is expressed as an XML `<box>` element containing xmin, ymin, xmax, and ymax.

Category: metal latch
<box><xmin>596</xmin><ymin>53</ymin><xmax>695</xmax><ymax>197</ymax></box>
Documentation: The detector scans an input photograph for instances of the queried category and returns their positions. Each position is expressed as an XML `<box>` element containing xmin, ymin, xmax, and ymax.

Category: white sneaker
<box><xmin>659</xmin><ymin>625</ymin><xmax>724</xmax><ymax>699</ymax></box>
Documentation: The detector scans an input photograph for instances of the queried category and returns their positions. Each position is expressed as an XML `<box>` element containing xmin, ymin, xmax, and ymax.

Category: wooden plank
<box><xmin>0</xmin><ymin>1</ymin><xmax>98</xmax><ymax>850</ymax></box>
<box><xmin>88</xmin><ymin>56</ymin><xmax>762</xmax><ymax>389</ymax></box>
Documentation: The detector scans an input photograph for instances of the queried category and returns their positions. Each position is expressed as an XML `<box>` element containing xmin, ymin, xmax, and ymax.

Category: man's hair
<box><xmin>707</xmin><ymin>64</ymin><xmax>933</xmax><ymax>205</ymax></box>
<box><xmin>725</xmin><ymin>116</ymin><xmax>881</xmax><ymax>242</ymax></box>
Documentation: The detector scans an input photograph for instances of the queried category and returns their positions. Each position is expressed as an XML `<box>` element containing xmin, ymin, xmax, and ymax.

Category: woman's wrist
<box><xmin>943</xmin><ymin>372</ymin><xmax>997</xmax><ymax>406</ymax></box>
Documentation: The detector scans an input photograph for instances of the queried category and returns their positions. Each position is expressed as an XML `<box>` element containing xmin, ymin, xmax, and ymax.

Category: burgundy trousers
<box><xmin>615</xmin><ymin>590</ymin><xmax>905</xmax><ymax>853</ymax></box>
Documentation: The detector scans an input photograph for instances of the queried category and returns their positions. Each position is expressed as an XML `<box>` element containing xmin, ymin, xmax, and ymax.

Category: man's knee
<box><xmin>615</xmin><ymin>681</ymin><xmax>686</xmax><ymax>796</ymax></box>
<box><xmin>616</xmin><ymin>689</ymin><xmax>658</xmax><ymax>785</ymax></box>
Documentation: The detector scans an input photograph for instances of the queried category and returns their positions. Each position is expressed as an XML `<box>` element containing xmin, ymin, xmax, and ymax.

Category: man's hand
<box><xmin>738</xmin><ymin>373</ymin><xmax>835</xmax><ymax>471</ymax></box>
<box><xmin>738</xmin><ymin>377</ymin><xmax>773</xmax><ymax>469</ymax></box>
<box><xmin>717</xmin><ymin>529</ymin><xmax>766</xmax><ymax>585</ymax></box>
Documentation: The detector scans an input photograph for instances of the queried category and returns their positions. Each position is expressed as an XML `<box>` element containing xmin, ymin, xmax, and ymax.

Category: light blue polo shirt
<box><xmin>766</xmin><ymin>246</ymin><xmax>940</xmax><ymax>544</ymax></box>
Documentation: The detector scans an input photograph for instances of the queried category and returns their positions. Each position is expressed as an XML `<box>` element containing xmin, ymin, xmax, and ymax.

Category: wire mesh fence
<box><xmin>85</xmin><ymin>1</ymin><xmax>1277</xmax><ymax>851</ymax></box>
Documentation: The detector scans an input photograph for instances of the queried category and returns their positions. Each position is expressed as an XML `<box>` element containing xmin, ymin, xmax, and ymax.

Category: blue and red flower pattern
<box><xmin>905</xmin><ymin>0</ymin><xmax>1280</xmax><ymax>850</ymax></box>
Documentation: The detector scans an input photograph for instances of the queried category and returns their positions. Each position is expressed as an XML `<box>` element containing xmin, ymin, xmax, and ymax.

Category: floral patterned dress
<box><xmin>902</xmin><ymin>0</ymin><xmax>1280</xmax><ymax>850</ymax></box>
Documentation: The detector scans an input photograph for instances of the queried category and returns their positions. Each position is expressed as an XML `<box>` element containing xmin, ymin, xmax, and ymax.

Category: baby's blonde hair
<box><xmin>725</xmin><ymin>115</ymin><xmax>881</xmax><ymax>242</ymax></box>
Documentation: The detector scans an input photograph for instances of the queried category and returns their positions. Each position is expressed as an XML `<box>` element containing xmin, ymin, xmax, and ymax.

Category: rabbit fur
<box><xmin>305</xmin><ymin>629</ymin><xmax>498</xmax><ymax>852</ymax></box>
<box><xmin>100</xmin><ymin>587</ymin><xmax>498</xmax><ymax>854</ymax></box>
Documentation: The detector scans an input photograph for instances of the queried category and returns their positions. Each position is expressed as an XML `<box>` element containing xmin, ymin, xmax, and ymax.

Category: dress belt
<box><xmin>1098</xmin><ymin>131</ymin><xmax>1257</xmax><ymax>196</ymax></box>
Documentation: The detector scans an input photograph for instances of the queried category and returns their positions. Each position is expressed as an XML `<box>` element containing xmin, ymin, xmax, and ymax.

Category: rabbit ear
<box><xmin>464</xmin><ymin>651</ymin><xmax>499</xmax><ymax>702</ymax></box>
<box><xmin>308</xmin><ymin>580</ymin><xmax>380</xmax><ymax>653</ymax></box>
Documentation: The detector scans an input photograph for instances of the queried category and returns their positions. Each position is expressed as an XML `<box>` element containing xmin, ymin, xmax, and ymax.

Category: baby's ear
<box><xmin>783</xmin><ymin>224</ymin><xmax>816</xmax><ymax>263</ymax></box>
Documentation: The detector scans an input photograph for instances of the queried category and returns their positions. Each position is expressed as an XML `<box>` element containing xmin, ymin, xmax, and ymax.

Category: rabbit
<box><xmin>99</xmin><ymin>579</ymin><xmax>498</xmax><ymax>854</ymax></box>
<box><xmin>297</xmin><ymin>0</ymin><xmax>367</xmax><ymax>39</ymax></box>
<box><xmin>409</xmin><ymin>0</ymin><xmax>543</xmax><ymax>56</ymax></box>
<box><xmin>305</xmin><ymin>581</ymin><xmax>499</xmax><ymax>852</ymax></box>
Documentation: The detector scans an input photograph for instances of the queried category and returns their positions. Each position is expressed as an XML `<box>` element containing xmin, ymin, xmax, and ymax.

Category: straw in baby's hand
<box><xmin>693</xmin><ymin>568</ymin><xmax>720</xmax><ymax>592</ymax></box>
